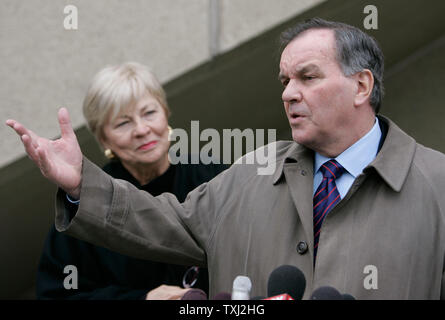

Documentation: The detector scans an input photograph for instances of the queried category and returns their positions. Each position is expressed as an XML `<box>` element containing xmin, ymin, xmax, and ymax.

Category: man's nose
<box><xmin>282</xmin><ymin>79</ymin><xmax>303</xmax><ymax>104</ymax></box>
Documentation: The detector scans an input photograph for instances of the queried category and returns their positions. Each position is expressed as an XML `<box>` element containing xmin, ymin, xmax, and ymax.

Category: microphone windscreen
<box><xmin>233</xmin><ymin>276</ymin><xmax>252</xmax><ymax>292</ymax></box>
<box><xmin>181</xmin><ymin>288</ymin><xmax>207</xmax><ymax>300</ymax></box>
<box><xmin>267</xmin><ymin>265</ymin><xmax>306</xmax><ymax>300</ymax></box>
<box><xmin>232</xmin><ymin>275</ymin><xmax>252</xmax><ymax>300</ymax></box>
<box><xmin>310</xmin><ymin>286</ymin><xmax>342</xmax><ymax>300</ymax></box>
<box><xmin>342</xmin><ymin>293</ymin><xmax>356</xmax><ymax>300</ymax></box>
<box><xmin>212</xmin><ymin>292</ymin><xmax>232</xmax><ymax>300</ymax></box>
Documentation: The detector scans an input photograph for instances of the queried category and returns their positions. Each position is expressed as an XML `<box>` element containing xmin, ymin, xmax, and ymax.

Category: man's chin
<box><xmin>291</xmin><ymin>131</ymin><xmax>310</xmax><ymax>146</ymax></box>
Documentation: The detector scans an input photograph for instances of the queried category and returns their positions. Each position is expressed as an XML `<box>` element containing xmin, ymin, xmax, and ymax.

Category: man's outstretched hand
<box><xmin>6</xmin><ymin>108</ymin><xmax>83</xmax><ymax>199</ymax></box>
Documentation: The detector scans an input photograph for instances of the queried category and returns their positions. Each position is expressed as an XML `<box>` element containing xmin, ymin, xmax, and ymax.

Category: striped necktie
<box><xmin>313</xmin><ymin>159</ymin><xmax>345</xmax><ymax>261</ymax></box>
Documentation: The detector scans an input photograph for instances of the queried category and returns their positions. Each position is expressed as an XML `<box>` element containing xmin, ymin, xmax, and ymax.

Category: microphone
<box><xmin>264</xmin><ymin>294</ymin><xmax>294</xmax><ymax>300</ymax></box>
<box><xmin>310</xmin><ymin>286</ymin><xmax>343</xmax><ymax>300</ymax></box>
<box><xmin>266</xmin><ymin>265</ymin><xmax>306</xmax><ymax>300</ymax></box>
<box><xmin>181</xmin><ymin>288</ymin><xmax>207</xmax><ymax>300</ymax></box>
<box><xmin>342</xmin><ymin>293</ymin><xmax>356</xmax><ymax>300</ymax></box>
<box><xmin>231</xmin><ymin>276</ymin><xmax>252</xmax><ymax>300</ymax></box>
<box><xmin>212</xmin><ymin>292</ymin><xmax>232</xmax><ymax>300</ymax></box>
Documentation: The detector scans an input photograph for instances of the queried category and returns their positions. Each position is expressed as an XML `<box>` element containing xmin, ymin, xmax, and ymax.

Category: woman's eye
<box><xmin>144</xmin><ymin>110</ymin><xmax>155</xmax><ymax>116</ymax></box>
<box><xmin>115</xmin><ymin>121</ymin><xmax>129</xmax><ymax>128</ymax></box>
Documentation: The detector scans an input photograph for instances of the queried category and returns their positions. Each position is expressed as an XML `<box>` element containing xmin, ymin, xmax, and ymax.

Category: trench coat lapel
<box><xmin>274</xmin><ymin>143</ymin><xmax>315</xmax><ymax>259</ymax></box>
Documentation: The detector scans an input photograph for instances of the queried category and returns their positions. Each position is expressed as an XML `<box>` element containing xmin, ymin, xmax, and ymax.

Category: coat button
<box><xmin>296</xmin><ymin>241</ymin><xmax>308</xmax><ymax>254</ymax></box>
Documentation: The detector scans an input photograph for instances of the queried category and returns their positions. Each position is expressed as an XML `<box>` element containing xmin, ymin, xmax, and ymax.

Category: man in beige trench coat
<box><xmin>7</xmin><ymin>18</ymin><xmax>445</xmax><ymax>299</ymax></box>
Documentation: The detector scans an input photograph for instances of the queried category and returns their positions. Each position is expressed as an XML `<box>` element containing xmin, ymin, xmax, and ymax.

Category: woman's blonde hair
<box><xmin>82</xmin><ymin>62</ymin><xmax>170</xmax><ymax>142</ymax></box>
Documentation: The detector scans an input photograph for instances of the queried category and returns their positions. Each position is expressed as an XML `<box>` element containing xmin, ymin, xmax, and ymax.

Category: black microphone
<box><xmin>181</xmin><ymin>288</ymin><xmax>207</xmax><ymax>300</ymax></box>
<box><xmin>266</xmin><ymin>265</ymin><xmax>306</xmax><ymax>300</ymax></box>
<box><xmin>342</xmin><ymin>293</ymin><xmax>356</xmax><ymax>300</ymax></box>
<box><xmin>310</xmin><ymin>286</ymin><xmax>343</xmax><ymax>300</ymax></box>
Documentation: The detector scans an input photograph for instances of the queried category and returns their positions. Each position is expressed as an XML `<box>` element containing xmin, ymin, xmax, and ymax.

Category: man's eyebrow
<box><xmin>296</xmin><ymin>63</ymin><xmax>320</xmax><ymax>73</ymax></box>
<box><xmin>278</xmin><ymin>63</ymin><xmax>320</xmax><ymax>81</ymax></box>
<box><xmin>278</xmin><ymin>72</ymin><xmax>287</xmax><ymax>82</ymax></box>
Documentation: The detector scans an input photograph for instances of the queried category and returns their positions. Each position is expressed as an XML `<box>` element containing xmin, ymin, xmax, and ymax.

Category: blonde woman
<box><xmin>35</xmin><ymin>62</ymin><xmax>227</xmax><ymax>299</ymax></box>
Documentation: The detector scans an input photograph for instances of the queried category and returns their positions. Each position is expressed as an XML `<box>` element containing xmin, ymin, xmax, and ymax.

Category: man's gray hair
<box><xmin>280</xmin><ymin>18</ymin><xmax>384</xmax><ymax>113</ymax></box>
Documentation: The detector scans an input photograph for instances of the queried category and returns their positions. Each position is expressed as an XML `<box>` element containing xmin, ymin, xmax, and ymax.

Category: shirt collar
<box><xmin>273</xmin><ymin>116</ymin><xmax>416</xmax><ymax>192</ymax></box>
<box><xmin>314</xmin><ymin>118</ymin><xmax>382</xmax><ymax>178</ymax></box>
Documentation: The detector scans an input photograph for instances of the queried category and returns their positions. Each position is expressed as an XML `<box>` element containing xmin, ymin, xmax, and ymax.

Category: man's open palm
<box><xmin>6</xmin><ymin>108</ymin><xmax>83</xmax><ymax>198</ymax></box>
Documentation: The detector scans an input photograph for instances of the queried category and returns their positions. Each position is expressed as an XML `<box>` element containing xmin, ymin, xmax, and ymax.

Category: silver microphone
<box><xmin>231</xmin><ymin>275</ymin><xmax>252</xmax><ymax>300</ymax></box>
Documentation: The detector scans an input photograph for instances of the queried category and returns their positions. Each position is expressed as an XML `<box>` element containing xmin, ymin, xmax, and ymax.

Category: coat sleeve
<box><xmin>54</xmin><ymin>157</ymin><xmax>224</xmax><ymax>267</ymax></box>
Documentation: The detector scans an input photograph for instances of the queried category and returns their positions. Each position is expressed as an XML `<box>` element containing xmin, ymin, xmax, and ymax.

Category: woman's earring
<box><xmin>168</xmin><ymin>125</ymin><xmax>173</xmax><ymax>141</ymax></box>
<box><xmin>167</xmin><ymin>126</ymin><xmax>173</xmax><ymax>164</ymax></box>
<box><xmin>104</xmin><ymin>149</ymin><xmax>115</xmax><ymax>159</ymax></box>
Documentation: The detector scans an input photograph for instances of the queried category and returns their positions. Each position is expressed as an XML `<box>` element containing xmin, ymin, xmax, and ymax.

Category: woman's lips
<box><xmin>138</xmin><ymin>141</ymin><xmax>158</xmax><ymax>150</ymax></box>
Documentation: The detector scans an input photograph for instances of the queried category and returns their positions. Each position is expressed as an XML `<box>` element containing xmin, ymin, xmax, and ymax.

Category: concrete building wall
<box><xmin>1</xmin><ymin>0</ymin><xmax>324</xmax><ymax>168</ymax></box>
<box><xmin>219</xmin><ymin>0</ymin><xmax>325</xmax><ymax>52</ymax></box>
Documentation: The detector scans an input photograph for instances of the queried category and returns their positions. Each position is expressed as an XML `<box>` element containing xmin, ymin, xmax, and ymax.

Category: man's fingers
<box><xmin>5</xmin><ymin>119</ymin><xmax>15</xmax><ymax>127</ymax></box>
<box><xmin>21</xmin><ymin>134</ymin><xmax>40</xmax><ymax>163</ymax></box>
<box><xmin>37</xmin><ymin>147</ymin><xmax>52</xmax><ymax>177</ymax></box>
<box><xmin>6</xmin><ymin>119</ymin><xmax>29</xmax><ymax>137</ymax></box>
<box><xmin>58</xmin><ymin>107</ymin><xmax>75</xmax><ymax>139</ymax></box>
<box><xmin>7</xmin><ymin>120</ymin><xmax>43</xmax><ymax>163</ymax></box>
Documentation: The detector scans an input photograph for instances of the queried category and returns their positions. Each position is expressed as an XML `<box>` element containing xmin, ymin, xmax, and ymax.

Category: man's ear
<box><xmin>354</xmin><ymin>69</ymin><xmax>374</xmax><ymax>107</ymax></box>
